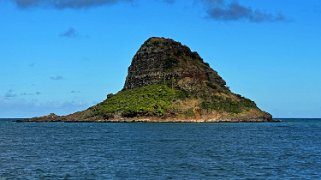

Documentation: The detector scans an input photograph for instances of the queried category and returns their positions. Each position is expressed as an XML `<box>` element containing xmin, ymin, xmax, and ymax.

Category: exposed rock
<box><xmin>26</xmin><ymin>37</ymin><xmax>273</xmax><ymax>123</ymax></box>
<box><xmin>27</xmin><ymin>113</ymin><xmax>61</xmax><ymax>122</ymax></box>
<box><xmin>124</xmin><ymin>37</ymin><xmax>227</xmax><ymax>93</ymax></box>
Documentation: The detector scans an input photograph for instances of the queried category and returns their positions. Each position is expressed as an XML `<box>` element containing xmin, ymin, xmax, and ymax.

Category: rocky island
<box><xmin>25</xmin><ymin>37</ymin><xmax>272</xmax><ymax>122</ymax></box>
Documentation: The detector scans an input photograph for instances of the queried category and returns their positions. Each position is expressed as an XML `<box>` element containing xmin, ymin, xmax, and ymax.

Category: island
<box><xmin>24</xmin><ymin>37</ymin><xmax>272</xmax><ymax>122</ymax></box>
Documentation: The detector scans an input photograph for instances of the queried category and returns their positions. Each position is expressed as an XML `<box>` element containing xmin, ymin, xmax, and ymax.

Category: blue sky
<box><xmin>0</xmin><ymin>0</ymin><xmax>320</xmax><ymax>118</ymax></box>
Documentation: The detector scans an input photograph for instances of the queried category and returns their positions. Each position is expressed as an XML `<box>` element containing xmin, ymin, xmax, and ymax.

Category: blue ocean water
<box><xmin>1</xmin><ymin>119</ymin><xmax>321</xmax><ymax>179</ymax></box>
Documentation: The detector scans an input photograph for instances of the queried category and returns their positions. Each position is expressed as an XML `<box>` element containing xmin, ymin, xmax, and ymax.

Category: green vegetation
<box><xmin>93</xmin><ymin>85</ymin><xmax>257</xmax><ymax>119</ymax></box>
<box><xmin>184</xmin><ymin>108</ymin><xmax>195</xmax><ymax>118</ymax></box>
<box><xmin>94</xmin><ymin>84</ymin><xmax>181</xmax><ymax>118</ymax></box>
<box><xmin>106</xmin><ymin>93</ymin><xmax>114</xmax><ymax>99</ymax></box>
<box><xmin>201</xmin><ymin>95</ymin><xmax>256</xmax><ymax>114</ymax></box>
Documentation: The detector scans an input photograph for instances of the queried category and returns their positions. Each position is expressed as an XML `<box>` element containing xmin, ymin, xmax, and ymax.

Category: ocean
<box><xmin>1</xmin><ymin>118</ymin><xmax>321</xmax><ymax>179</ymax></box>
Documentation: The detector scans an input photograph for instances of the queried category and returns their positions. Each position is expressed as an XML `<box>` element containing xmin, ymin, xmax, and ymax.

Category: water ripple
<box><xmin>1</xmin><ymin>119</ymin><xmax>321</xmax><ymax>179</ymax></box>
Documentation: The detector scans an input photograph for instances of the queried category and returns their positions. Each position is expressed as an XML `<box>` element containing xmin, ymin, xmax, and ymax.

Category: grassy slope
<box><xmin>83</xmin><ymin>84</ymin><xmax>262</xmax><ymax>120</ymax></box>
<box><xmin>92</xmin><ymin>84</ymin><xmax>181</xmax><ymax>118</ymax></box>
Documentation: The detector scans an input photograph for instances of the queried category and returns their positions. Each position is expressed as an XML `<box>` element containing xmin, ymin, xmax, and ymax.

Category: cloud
<box><xmin>28</xmin><ymin>63</ymin><xmax>35</xmax><ymax>67</ymax></box>
<box><xmin>204</xmin><ymin>0</ymin><xmax>286</xmax><ymax>22</ymax></box>
<box><xmin>20</xmin><ymin>92</ymin><xmax>41</xmax><ymax>96</ymax></box>
<box><xmin>60</xmin><ymin>27</ymin><xmax>78</xmax><ymax>38</ymax></box>
<box><xmin>3</xmin><ymin>90</ymin><xmax>41</xmax><ymax>99</ymax></box>
<box><xmin>161</xmin><ymin>0</ymin><xmax>175</xmax><ymax>4</ymax></box>
<box><xmin>9</xmin><ymin>0</ymin><xmax>286</xmax><ymax>23</ymax></box>
<box><xmin>59</xmin><ymin>27</ymin><xmax>90</xmax><ymax>38</ymax></box>
<box><xmin>5</xmin><ymin>90</ymin><xmax>17</xmax><ymax>98</ymax></box>
<box><xmin>12</xmin><ymin>0</ymin><xmax>132</xmax><ymax>9</ymax></box>
<box><xmin>0</xmin><ymin>100</ymin><xmax>91</xmax><ymax>118</ymax></box>
<box><xmin>50</xmin><ymin>75</ymin><xmax>64</xmax><ymax>80</ymax></box>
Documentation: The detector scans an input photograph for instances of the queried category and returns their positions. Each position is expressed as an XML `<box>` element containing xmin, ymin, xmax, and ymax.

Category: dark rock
<box><xmin>123</xmin><ymin>37</ymin><xmax>227</xmax><ymax>93</ymax></box>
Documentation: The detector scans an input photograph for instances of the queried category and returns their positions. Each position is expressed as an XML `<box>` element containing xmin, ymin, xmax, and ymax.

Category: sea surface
<box><xmin>1</xmin><ymin>118</ymin><xmax>321</xmax><ymax>179</ymax></box>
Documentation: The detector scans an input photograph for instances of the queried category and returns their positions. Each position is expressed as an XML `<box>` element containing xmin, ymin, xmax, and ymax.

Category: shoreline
<box><xmin>16</xmin><ymin>118</ymin><xmax>280</xmax><ymax>123</ymax></box>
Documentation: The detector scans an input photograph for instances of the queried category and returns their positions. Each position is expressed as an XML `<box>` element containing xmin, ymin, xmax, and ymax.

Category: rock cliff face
<box><xmin>26</xmin><ymin>37</ymin><xmax>273</xmax><ymax>122</ymax></box>
<box><xmin>124</xmin><ymin>37</ymin><xmax>227</xmax><ymax>93</ymax></box>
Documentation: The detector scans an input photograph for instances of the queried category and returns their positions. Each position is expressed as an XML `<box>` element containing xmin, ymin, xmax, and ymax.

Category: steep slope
<box><xmin>124</xmin><ymin>37</ymin><xmax>227</xmax><ymax>93</ymax></box>
<box><xmin>28</xmin><ymin>37</ymin><xmax>272</xmax><ymax>122</ymax></box>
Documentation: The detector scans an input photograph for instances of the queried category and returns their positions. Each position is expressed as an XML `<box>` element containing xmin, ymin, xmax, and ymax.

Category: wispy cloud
<box><xmin>60</xmin><ymin>27</ymin><xmax>78</xmax><ymax>38</ymax></box>
<box><xmin>161</xmin><ymin>0</ymin><xmax>175</xmax><ymax>4</ymax></box>
<box><xmin>203</xmin><ymin>0</ymin><xmax>286</xmax><ymax>23</ymax></box>
<box><xmin>4</xmin><ymin>90</ymin><xmax>17</xmax><ymax>98</ymax></box>
<box><xmin>12</xmin><ymin>0</ymin><xmax>133</xmax><ymax>9</ymax></box>
<box><xmin>0</xmin><ymin>100</ymin><xmax>91</xmax><ymax>118</ymax></box>
<box><xmin>70</xmin><ymin>90</ymin><xmax>80</xmax><ymax>94</ymax></box>
<box><xmin>3</xmin><ymin>90</ymin><xmax>41</xmax><ymax>99</ymax></box>
<box><xmin>9</xmin><ymin>0</ymin><xmax>286</xmax><ymax>23</ymax></box>
<box><xmin>20</xmin><ymin>92</ymin><xmax>41</xmax><ymax>96</ymax></box>
<box><xmin>28</xmin><ymin>63</ymin><xmax>35</xmax><ymax>67</ymax></box>
<box><xmin>59</xmin><ymin>27</ymin><xmax>90</xmax><ymax>38</ymax></box>
<box><xmin>50</xmin><ymin>75</ymin><xmax>64</xmax><ymax>81</ymax></box>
